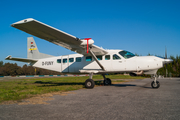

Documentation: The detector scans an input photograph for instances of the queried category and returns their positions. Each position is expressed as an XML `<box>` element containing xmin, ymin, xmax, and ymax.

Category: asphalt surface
<box><xmin>0</xmin><ymin>78</ymin><xmax>180</xmax><ymax>120</ymax></box>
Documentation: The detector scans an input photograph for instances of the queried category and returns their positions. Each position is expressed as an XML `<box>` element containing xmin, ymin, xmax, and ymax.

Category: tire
<box><xmin>151</xmin><ymin>81</ymin><xmax>160</xmax><ymax>89</ymax></box>
<box><xmin>103</xmin><ymin>78</ymin><xmax>111</xmax><ymax>85</ymax></box>
<box><xmin>85</xmin><ymin>79</ymin><xmax>95</xmax><ymax>89</ymax></box>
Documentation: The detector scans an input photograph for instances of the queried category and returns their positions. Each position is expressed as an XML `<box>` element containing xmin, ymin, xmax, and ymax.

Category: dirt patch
<box><xmin>1</xmin><ymin>91</ymin><xmax>76</xmax><ymax>105</ymax></box>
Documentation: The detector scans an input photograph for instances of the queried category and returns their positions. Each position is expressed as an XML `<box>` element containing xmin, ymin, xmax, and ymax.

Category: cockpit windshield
<box><xmin>119</xmin><ymin>50</ymin><xmax>135</xmax><ymax>59</ymax></box>
<box><xmin>156</xmin><ymin>56</ymin><xmax>165</xmax><ymax>59</ymax></box>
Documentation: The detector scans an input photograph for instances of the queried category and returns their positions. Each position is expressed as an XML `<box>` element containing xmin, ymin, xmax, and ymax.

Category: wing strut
<box><xmin>89</xmin><ymin>48</ymin><xmax>106</xmax><ymax>71</ymax></box>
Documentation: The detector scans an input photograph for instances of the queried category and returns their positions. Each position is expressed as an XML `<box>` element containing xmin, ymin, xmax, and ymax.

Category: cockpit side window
<box><xmin>113</xmin><ymin>54</ymin><xmax>121</xmax><ymax>60</ymax></box>
<box><xmin>119</xmin><ymin>50</ymin><xmax>135</xmax><ymax>59</ymax></box>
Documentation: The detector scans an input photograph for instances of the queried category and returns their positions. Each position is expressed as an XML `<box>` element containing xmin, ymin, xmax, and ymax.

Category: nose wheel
<box><xmin>151</xmin><ymin>81</ymin><xmax>160</xmax><ymax>88</ymax></box>
<box><xmin>151</xmin><ymin>74</ymin><xmax>160</xmax><ymax>89</ymax></box>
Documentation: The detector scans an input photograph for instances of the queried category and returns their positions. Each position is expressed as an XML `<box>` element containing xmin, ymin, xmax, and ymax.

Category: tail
<box><xmin>27</xmin><ymin>37</ymin><xmax>54</xmax><ymax>59</ymax></box>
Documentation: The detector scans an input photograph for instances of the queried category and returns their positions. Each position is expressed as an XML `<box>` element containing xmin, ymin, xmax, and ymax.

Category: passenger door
<box><xmin>61</xmin><ymin>55</ymin><xmax>69</xmax><ymax>73</ymax></box>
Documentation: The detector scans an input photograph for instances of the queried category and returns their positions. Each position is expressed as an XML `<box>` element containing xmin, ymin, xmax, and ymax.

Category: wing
<box><xmin>11</xmin><ymin>18</ymin><xmax>108</xmax><ymax>55</ymax></box>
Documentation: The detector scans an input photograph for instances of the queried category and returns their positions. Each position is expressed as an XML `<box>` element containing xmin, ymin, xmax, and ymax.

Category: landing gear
<box><xmin>85</xmin><ymin>79</ymin><xmax>95</xmax><ymax>89</ymax></box>
<box><xmin>85</xmin><ymin>73</ymin><xmax>95</xmax><ymax>89</ymax></box>
<box><xmin>151</xmin><ymin>74</ymin><xmax>160</xmax><ymax>89</ymax></box>
<box><xmin>84</xmin><ymin>73</ymin><xmax>112</xmax><ymax>88</ymax></box>
<box><xmin>151</xmin><ymin>81</ymin><xmax>160</xmax><ymax>88</ymax></box>
<box><xmin>102</xmin><ymin>74</ymin><xmax>111</xmax><ymax>85</ymax></box>
<box><xmin>104</xmin><ymin>78</ymin><xmax>112</xmax><ymax>85</ymax></box>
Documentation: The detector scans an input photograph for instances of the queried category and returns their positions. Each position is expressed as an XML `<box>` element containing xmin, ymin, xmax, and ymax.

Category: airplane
<box><xmin>6</xmin><ymin>18</ymin><xmax>173</xmax><ymax>89</ymax></box>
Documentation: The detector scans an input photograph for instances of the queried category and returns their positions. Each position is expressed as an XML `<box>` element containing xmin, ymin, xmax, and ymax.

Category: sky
<box><xmin>0</xmin><ymin>0</ymin><xmax>180</xmax><ymax>66</ymax></box>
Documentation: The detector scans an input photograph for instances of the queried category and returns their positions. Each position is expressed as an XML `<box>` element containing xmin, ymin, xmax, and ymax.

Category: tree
<box><xmin>0</xmin><ymin>61</ymin><xmax>3</xmax><ymax>67</ymax></box>
<box><xmin>22</xmin><ymin>64</ymin><xmax>28</xmax><ymax>75</ymax></box>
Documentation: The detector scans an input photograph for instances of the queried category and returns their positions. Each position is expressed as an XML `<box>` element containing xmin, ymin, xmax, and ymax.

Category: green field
<box><xmin>0</xmin><ymin>74</ymin><xmax>145</xmax><ymax>103</ymax></box>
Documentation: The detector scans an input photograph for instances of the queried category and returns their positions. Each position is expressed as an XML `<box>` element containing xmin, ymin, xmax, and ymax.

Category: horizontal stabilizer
<box><xmin>5</xmin><ymin>55</ymin><xmax>37</xmax><ymax>63</ymax></box>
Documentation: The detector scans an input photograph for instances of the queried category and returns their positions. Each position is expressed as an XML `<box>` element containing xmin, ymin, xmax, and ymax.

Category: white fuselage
<box><xmin>32</xmin><ymin>50</ymin><xmax>166</xmax><ymax>74</ymax></box>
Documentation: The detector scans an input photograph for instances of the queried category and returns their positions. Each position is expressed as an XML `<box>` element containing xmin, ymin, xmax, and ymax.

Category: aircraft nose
<box><xmin>163</xmin><ymin>58</ymin><xmax>173</xmax><ymax>64</ymax></box>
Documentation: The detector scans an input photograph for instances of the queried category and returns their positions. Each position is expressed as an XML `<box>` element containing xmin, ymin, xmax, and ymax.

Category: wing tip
<box><xmin>11</xmin><ymin>18</ymin><xmax>35</xmax><ymax>26</ymax></box>
<box><xmin>5</xmin><ymin>55</ymin><xmax>12</xmax><ymax>60</ymax></box>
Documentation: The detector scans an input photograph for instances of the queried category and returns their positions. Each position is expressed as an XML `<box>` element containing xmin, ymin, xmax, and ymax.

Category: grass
<box><xmin>0</xmin><ymin>74</ymin><xmax>145</xmax><ymax>103</ymax></box>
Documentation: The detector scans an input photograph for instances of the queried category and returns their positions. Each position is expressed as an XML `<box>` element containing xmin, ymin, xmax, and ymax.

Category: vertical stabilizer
<box><xmin>27</xmin><ymin>37</ymin><xmax>39</xmax><ymax>59</ymax></box>
<box><xmin>27</xmin><ymin>37</ymin><xmax>54</xmax><ymax>59</ymax></box>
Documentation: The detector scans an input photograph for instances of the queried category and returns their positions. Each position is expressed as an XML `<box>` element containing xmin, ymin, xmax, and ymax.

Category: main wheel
<box><xmin>85</xmin><ymin>79</ymin><xmax>95</xmax><ymax>89</ymax></box>
<box><xmin>151</xmin><ymin>81</ymin><xmax>160</xmax><ymax>89</ymax></box>
<box><xmin>103</xmin><ymin>78</ymin><xmax>111</xmax><ymax>85</ymax></box>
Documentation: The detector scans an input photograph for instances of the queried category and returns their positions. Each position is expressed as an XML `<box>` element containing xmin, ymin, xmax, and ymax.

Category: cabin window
<box><xmin>76</xmin><ymin>57</ymin><xmax>81</xmax><ymax>62</ymax></box>
<box><xmin>69</xmin><ymin>58</ymin><xmax>74</xmax><ymax>62</ymax></box>
<box><xmin>105</xmin><ymin>55</ymin><xmax>110</xmax><ymax>60</ymax></box>
<box><xmin>57</xmin><ymin>59</ymin><xmax>61</xmax><ymax>63</ymax></box>
<box><xmin>63</xmin><ymin>58</ymin><xmax>67</xmax><ymax>63</ymax></box>
<box><xmin>113</xmin><ymin>54</ymin><xmax>121</xmax><ymax>60</ymax></box>
<box><xmin>86</xmin><ymin>56</ymin><xmax>92</xmax><ymax>61</ymax></box>
<box><xmin>96</xmin><ymin>56</ymin><xmax>102</xmax><ymax>60</ymax></box>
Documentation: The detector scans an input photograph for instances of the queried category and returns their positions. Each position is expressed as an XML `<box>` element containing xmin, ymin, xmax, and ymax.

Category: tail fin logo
<box><xmin>29</xmin><ymin>48</ymin><xmax>37</xmax><ymax>51</ymax></box>
<box><xmin>29</xmin><ymin>44</ymin><xmax>37</xmax><ymax>51</ymax></box>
